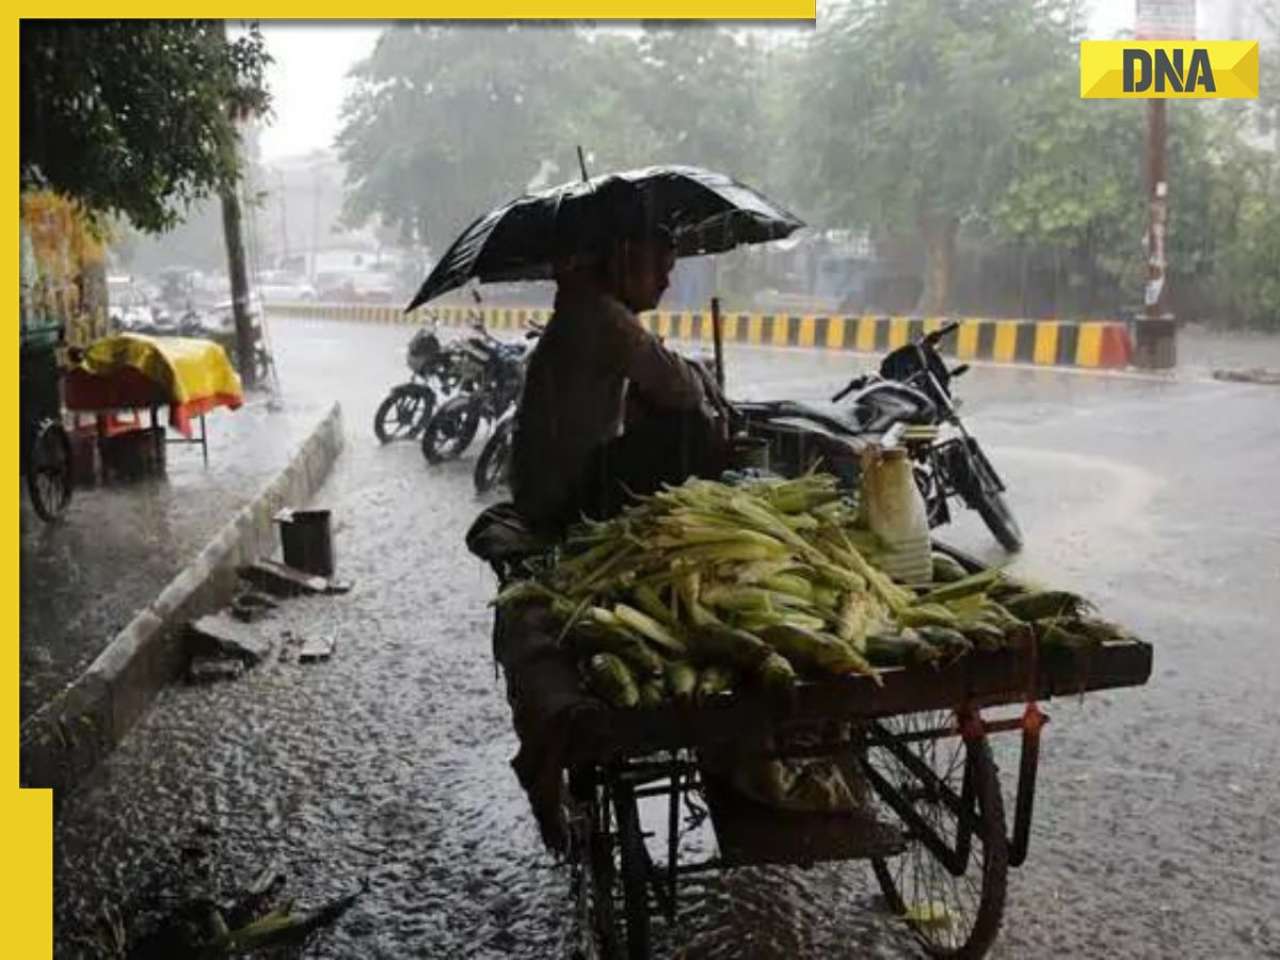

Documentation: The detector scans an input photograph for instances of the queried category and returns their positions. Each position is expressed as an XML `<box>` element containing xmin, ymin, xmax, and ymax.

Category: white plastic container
<box><xmin>861</xmin><ymin>445</ymin><xmax>932</xmax><ymax>585</ymax></box>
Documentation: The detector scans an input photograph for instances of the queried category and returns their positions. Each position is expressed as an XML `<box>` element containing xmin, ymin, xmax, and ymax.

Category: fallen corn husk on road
<box><xmin>495</xmin><ymin>473</ymin><xmax>1132</xmax><ymax>708</ymax></box>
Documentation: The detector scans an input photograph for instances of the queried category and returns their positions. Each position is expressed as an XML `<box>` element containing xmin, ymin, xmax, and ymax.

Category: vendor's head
<box><xmin>559</xmin><ymin>180</ymin><xmax>676</xmax><ymax>312</ymax></box>
<box><xmin>604</xmin><ymin>222</ymin><xmax>675</xmax><ymax>313</ymax></box>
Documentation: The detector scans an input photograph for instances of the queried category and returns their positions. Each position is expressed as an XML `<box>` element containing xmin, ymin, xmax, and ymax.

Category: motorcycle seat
<box><xmin>466</xmin><ymin>502</ymin><xmax>554</xmax><ymax>567</ymax></box>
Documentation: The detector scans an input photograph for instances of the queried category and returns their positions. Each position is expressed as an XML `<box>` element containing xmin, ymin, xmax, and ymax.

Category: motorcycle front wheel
<box><xmin>974</xmin><ymin>487</ymin><xmax>1023</xmax><ymax>553</ymax></box>
<box><xmin>474</xmin><ymin>419</ymin><xmax>514</xmax><ymax>494</ymax></box>
<box><xmin>421</xmin><ymin>398</ymin><xmax>479</xmax><ymax>464</ymax></box>
<box><xmin>374</xmin><ymin>387</ymin><xmax>436</xmax><ymax>443</ymax></box>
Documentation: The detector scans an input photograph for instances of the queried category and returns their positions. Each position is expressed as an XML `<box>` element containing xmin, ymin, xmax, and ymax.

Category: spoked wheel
<box><xmin>613</xmin><ymin>783</ymin><xmax>653</xmax><ymax>959</ymax></box>
<box><xmin>374</xmin><ymin>389</ymin><xmax>435</xmax><ymax>444</ymax></box>
<box><xmin>864</xmin><ymin>710</ymin><xmax>1008</xmax><ymax>960</ymax></box>
<box><xmin>421</xmin><ymin>398</ymin><xmax>479</xmax><ymax>464</ymax></box>
<box><xmin>27</xmin><ymin>420</ymin><xmax>73</xmax><ymax>522</ymax></box>
<box><xmin>567</xmin><ymin>773</ymin><xmax>653</xmax><ymax>960</ymax></box>
<box><xmin>974</xmin><ymin>489</ymin><xmax>1023</xmax><ymax>553</ymax></box>
<box><xmin>474</xmin><ymin>418</ymin><xmax>514</xmax><ymax>494</ymax></box>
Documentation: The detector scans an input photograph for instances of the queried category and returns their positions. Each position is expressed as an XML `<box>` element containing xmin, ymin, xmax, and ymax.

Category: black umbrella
<box><xmin>405</xmin><ymin>165</ymin><xmax>804</xmax><ymax>312</ymax></box>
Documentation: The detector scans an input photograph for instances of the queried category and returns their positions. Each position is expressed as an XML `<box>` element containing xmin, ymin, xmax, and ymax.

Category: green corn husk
<box><xmin>631</xmin><ymin>584</ymin><xmax>680</xmax><ymax>631</ymax></box>
<box><xmin>756</xmin><ymin>651</ymin><xmax>799</xmax><ymax>703</ymax></box>
<box><xmin>1034</xmin><ymin>621</ymin><xmax>1094</xmax><ymax>649</ymax></box>
<box><xmin>759</xmin><ymin>573</ymin><xmax>814</xmax><ymax>603</ymax></box>
<box><xmin>613</xmin><ymin>603</ymin><xmax>688</xmax><ymax>655</ymax></box>
<box><xmin>639</xmin><ymin>678</ymin><xmax>667</xmax><ymax>709</ymax></box>
<box><xmin>700</xmin><ymin>584</ymin><xmax>778</xmax><ymax>614</ymax></box>
<box><xmin>897</xmin><ymin>603</ymin><xmax>960</xmax><ymax>629</ymax></box>
<box><xmin>665</xmin><ymin>660</ymin><xmax>698</xmax><ymax>704</ymax></box>
<box><xmin>696</xmin><ymin>664</ymin><xmax>736</xmax><ymax>702</ymax></box>
<box><xmin>586</xmin><ymin>653</ymin><xmax>640</xmax><ymax>708</ymax></box>
<box><xmin>762</xmin><ymin>623</ymin><xmax>878</xmax><ymax>679</ymax></box>
<box><xmin>930</xmin><ymin>552</ymin><xmax>969</xmax><ymax>583</ymax></box>
<box><xmin>866</xmin><ymin>629</ymin><xmax>943</xmax><ymax>668</ymax></box>
<box><xmin>1005</xmin><ymin>590</ymin><xmax>1093</xmax><ymax>622</ymax></box>
<box><xmin>915</xmin><ymin>626</ymin><xmax>974</xmax><ymax>659</ymax></box>
<box><xmin>569</xmin><ymin>623</ymin><xmax>665</xmax><ymax>678</ymax></box>
<box><xmin>693</xmin><ymin>622</ymin><xmax>774</xmax><ymax>671</ymax></box>
<box><xmin>915</xmin><ymin>568</ymin><xmax>1003</xmax><ymax>605</ymax></box>
<box><xmin>960</xmin><ymin>622</ymin><xmax>1010</xmax><ymax>652</ymax></box>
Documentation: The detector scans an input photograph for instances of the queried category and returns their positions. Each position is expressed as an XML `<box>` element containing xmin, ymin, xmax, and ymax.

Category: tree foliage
<box><xmin>335</xmin><ymin>11</ymin><xmax>1279</xmax><ymax>328</ymax></box>
<box><xmin>21</xmin><ymin>20</ymin><xmax>271</xmax><ymax>232</ymax></box>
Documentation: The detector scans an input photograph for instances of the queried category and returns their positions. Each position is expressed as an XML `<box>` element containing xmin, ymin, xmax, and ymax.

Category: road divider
<box><xmin>268</xmin><ymin>303</ymin><xmax>1134</xmax><ymax>370</ymax></box>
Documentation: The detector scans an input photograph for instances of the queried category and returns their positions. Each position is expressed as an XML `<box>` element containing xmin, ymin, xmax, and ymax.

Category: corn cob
<box><xmin>762</xmin><ymin>623</ymin><xmax>877</xmax><ymax>679</ymax></box>
<box><xmin>613</xmin><ymin>603</ymin><xmax>688</xmax><ymax>655</ymax></box>
<box><xmin>1005</xmin><ymin>590</ymin><xmax>1093</xmax><ymax>622</ymax></box>
<box><xmin>586</xmin><ymin>653</ymin><xmax>640</xmax><ymax>708</ymax></box>
<box><xmin>693</xmin><ymin>622</ymin><xmax>774</xmax><ymax>671</ymax></box>
<box><xmin>696</xmin><ymin>664</ymin><xmax>735</xmax><ymax>702</ymax></box>
<box><xmin>665</xmin><ymin>660</ymin><xmax>698</xmax><ymax>704</ymax></box>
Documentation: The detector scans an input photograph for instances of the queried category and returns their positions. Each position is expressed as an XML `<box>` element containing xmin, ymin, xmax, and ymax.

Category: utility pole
<box><xmin>1133</xmin><ymin>0</ymin><xmax>1193</xmax><ymax>369</ymax></box>
<box><xmin>218</xmin><ymin>21</ymin><xmax>256</xmax><ymax>388</ymax></box>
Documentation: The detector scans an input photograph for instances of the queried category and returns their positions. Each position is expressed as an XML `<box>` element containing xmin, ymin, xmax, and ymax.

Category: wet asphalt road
<box><xmin>52</xmin><ymin>316</ymin><xmax>1280</xmax><ymax>958</ymax></box>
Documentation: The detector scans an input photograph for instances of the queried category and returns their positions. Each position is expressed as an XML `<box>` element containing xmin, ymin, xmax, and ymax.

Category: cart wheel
<box><xmin>27</xmin><ymin>420</ymin><xmax>72</xmax><ymax>522</ymax></box>
<box><xmin>866</xmin><ymin>710</ymin><xmax>1008</xmax><ymax>960</ymax></box>
<box><xmin>566</xmin><ymin>772</ymin><xmax>622</xmax><ymax>960</ymax></box>
<box><xmin>612</xmin><ymin>784</ymin><xmax>653</xmax><ymax>960</ymax></box>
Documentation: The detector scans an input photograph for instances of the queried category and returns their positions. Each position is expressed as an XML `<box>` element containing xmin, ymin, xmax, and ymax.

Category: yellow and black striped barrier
<box><xmin>265</xmin><ymin>302</ymin><xmax>1133</xmax><ymax>370</ymax></box>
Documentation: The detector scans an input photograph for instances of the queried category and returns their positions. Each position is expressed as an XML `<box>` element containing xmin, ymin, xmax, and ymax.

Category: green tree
<box><xmin>337</xmin><ymin>24</ymin><xmax>591</xmax><ymax>252</ymax></box>
<box><xmin>21</xmin><ymin>20</ymin><xmax>271</xmax><ymax>232</ymax></box>
<box><xmin>337</xmin><ymin>23</ymin><xmax>776</xmax><ymax>254</ymax></box>
<box><xmin>783</xmin><ymin>0</ymin><xmax>1081</xmax><ymax>313</ymax></box>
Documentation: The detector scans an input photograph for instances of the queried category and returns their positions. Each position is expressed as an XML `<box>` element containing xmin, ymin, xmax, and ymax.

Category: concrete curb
<box><xmin>268</xmin><ymin>302</ymin><xmax>1135</xmax><ymax>370</ymax></box>
<box><xmin>20</xmin><ymin>402</ymin><xmax>346</xmax><ymax>810</ymax></box>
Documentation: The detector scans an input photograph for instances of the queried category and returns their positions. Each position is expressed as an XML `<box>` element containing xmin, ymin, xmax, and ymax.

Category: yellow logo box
<box><xmin>1080</xmin><ymin>40</ymin><xmax>1259</xmax><ymax>99</ymax></box>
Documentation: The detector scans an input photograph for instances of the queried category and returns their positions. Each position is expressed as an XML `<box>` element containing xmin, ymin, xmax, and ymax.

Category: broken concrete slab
<box><xmin>238</xmin><ymin>558</ymin><xmax>329</xmax><ymax>597</ymax></box>
<box><xmin>298</xmin><ymin>636</ymin><xmax>336</xmax><ymax>664</ymax></box>
<box><xmin>188</xmin><ymin>613</ymin><xmax>274</xmax><ymax>665</ymax></box>
<box><xmin>187</xmin><ymin>657</ymin><xmax>245</xmax><ymax>685</ymax></box>
<box><xmin>229</xmin><ymin>590</ymin><xmax>280</xmax><ymax>623</ymax></box>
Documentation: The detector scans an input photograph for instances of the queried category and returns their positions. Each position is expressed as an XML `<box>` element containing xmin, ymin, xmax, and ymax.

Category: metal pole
<box><xmin>710</xmin><ymin>296</ymin><xmax>725</xmax><ymax>390</ymax></box>
<box><xmin>1144</xmin><ymin>98</ymin><xmax>1169</xmax><ymax>320</ymax></box>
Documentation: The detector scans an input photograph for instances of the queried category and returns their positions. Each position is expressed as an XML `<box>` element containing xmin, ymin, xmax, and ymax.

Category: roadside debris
<box><xmin>122</xmin><ymin>861</ymin><xmax>366</xmax><ymax>959</ymax></box>
<box><xmin>229</xmin><ymin>590</ymin><xmax>279</xmax><ymax>623</ymax></box>
<box><xmin>238</xmin><ymin>558</ymin><xmax>330</xmax><ymax>597</ymax></box>
<box><xmin>186</xmin><ymin>657</ymin><xmax>244</xmax><ymax>685</ymax></box>
<box><xmin>188</xmin><ymin>613</ymin><xmax>273</xmax><ymax>666</ymax></box>
<box><xmin>298</xmin><ymin>635</ymin><xmax>336</xmax><ymax>664</ymax></box>
<box><xmin>1212</xmin><ymin>367</ymin><xmax>1280</xmax><ymax>386</ymax></box>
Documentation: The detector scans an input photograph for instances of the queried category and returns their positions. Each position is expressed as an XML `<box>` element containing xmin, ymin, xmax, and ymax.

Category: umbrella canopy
<box><xmin>406</xmin><ymin>165</ymin><xmax>804</xmax><ymax>311</ymax></box>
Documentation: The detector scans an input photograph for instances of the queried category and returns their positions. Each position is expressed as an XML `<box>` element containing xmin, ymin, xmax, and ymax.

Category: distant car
<box><xmin>208</xmin><ymin>295</ymin><xmax>266</xmax><ymax>333</ymax></box>
<box><xmin>315</xmin><ymin>269</ymin><xmax>397</xmax><ymax>303</ymax></box>
<box><xmin>257</xmin><ymin>271</ymin><xmax>316</xmax><ymax>303</ymax></box>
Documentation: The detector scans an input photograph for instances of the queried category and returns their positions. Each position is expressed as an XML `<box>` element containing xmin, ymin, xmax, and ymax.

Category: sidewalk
<box><xmin>19</xmin><ymin>388</ymin><xmax>334</xmax><ymax>723</ymax></box>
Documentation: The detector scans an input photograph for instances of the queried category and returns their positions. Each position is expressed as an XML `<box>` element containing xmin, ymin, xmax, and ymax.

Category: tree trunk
<box><xmin>916</xmin><ymin>214</ymin><xmax>958</xmax><ymax>316</ymax></box>
<box><xmin>220</xmin><ymin>185</ymin><xmax>256</xmax><ymax>389</ymax></box>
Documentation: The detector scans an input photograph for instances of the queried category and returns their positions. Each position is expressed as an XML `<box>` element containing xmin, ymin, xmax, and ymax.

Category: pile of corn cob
<box><xmin>495</xmin><ymin>473</ymin><xmax>1130</xmax><ymax>709</ymax></box>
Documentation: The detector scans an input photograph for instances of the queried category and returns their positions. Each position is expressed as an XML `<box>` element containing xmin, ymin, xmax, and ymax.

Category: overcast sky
<box><xmin>250</xmin><ymin>5</ymin><xmax>1209</xmax><ymax>163</ymax></box>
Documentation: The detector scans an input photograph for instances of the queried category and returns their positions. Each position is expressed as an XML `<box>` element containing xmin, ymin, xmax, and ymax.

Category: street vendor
<box><xmin>510</xmin><ymin>187</ymin><xmax>727</xmax><ymax>534</ymax></box>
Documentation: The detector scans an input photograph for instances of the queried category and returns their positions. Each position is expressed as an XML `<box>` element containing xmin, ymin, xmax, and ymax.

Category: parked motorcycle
<box><xmin>373</xmin><ymin>320</ymin><xmax>461</xmax><ymax>443</ymax></box>
<box><xmin>473</xmin><ymin>410</ymin><xmax>517</xmax><ymax>494</ymax></box>
<box><xmin>736</xmin><ymin>321</ymin><xmax>1023</xmax><ymax>552</ymax></box>
<box><xmin>421</xmin><ymin>320</ymin><xmax>536</xmax><ymax>465</ymax></box>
